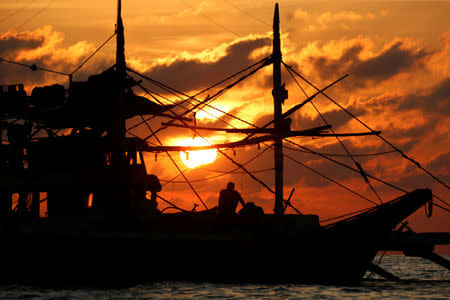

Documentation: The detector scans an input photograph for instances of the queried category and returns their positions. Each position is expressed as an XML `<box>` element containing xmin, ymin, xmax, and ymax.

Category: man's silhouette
<box><xmin>218</xmin><ymin>182</ymin><xmax>245</xmax><ymax>216</ymax></box>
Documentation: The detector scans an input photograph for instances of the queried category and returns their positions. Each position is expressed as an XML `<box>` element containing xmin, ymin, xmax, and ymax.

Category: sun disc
<box><xmin>179</xmin><ymin>137</ymin><xmax>217</xmax><ymax>168</ymax></box>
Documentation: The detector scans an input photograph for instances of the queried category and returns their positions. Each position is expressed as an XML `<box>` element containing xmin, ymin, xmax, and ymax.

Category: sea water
<box><xmin>0</xmin><ymin>255</ymin><xmax>448</xmax><ymax>299</ymax></box>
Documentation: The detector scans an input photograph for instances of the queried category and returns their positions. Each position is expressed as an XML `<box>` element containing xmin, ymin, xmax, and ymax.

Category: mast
<box><xmin>110</xmin><ymin>0</ymin><xmax>127</xmax><ymax>213</ymax></box>
<box><xmin>112</xmin><ymin>0</ymin><xmax>126</xmax><ymax>162</ymax></box>
<box><xmin>272</xmin><ymin>3</ymin><xmax>287</xmax><ymax>215</ymax></box>
<box><xmin>116</xmin><ymin>0</ymin><xmax>126</xmax><ymax>76</ymax></box>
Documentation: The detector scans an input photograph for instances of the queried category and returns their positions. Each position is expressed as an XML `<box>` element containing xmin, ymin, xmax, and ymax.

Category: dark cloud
<box><xmin>0</xmin><ymin>32</ymin><xmax>45</xmax><ymax>57</ymax></box>
<box><xmin>397</xmin><ymin>77</ymin><xmax>450</xmax><ymax>116</ymax></box>
<box><xmin>143</xmin><ymin>36</ymin><xmax>271</xmax><ymax>93</ymax></box>
<box><xmin>427</xmin><ymin>152</ymin><xmax>450</xmax><ymax>178</ymax></box>
<box><xmin>308</xmin><ymin>41</ymin><xmax>429</xmax><ymax>88</ymax></box>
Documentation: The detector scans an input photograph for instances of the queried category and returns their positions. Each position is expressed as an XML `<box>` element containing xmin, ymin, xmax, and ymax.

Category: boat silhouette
<box><xmin>0</xmin><ymin>1</ymin><xmax>441</xmax><ymax>284</ymax></box>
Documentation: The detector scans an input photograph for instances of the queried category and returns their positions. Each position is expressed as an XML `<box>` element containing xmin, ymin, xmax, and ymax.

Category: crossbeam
<box><xmin>161</xmin><ymin>123</ymin><xmax>330</xmax><ymax>134</ymax></box>
<box><xmin>137</xmin><ymin>128</ymin><xmax>381</xmax><ymax>152</ymax></box>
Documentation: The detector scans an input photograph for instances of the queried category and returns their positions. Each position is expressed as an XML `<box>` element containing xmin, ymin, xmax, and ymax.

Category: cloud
<box><xmin>0</xmin><ymin>26</ymin><xmax>107</xmax><ymax>88</ymax></box>
<box><xmin>427</xmin><ymin>152</ymin><xmax>450</xmax><ymax>179</ymax></box>
<box><xmin>140</xmin><ymin>34</ymin><xmax>271</xmax><ymax>93</ymax></box>
<box><xmin>307</xmin><ymin>40</ymin><xmax>429</xmax><ymax>88</ymax></box>
<box><xmin>380</xmin><ymin>77</ymin><xmax>450</xmax><ymax>117</ymax></box>
<box><xmin>0</xmin><ymin>30</ymin><xmax>45</xmax><ymax>57</ymax></box>
<box><xmin>291</xmin><ymin>10</ymin><xmax>387</xmax><ymax>32</ymax></box>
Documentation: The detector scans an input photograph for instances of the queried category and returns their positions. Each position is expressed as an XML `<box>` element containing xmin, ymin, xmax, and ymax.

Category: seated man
<box><xmin>218</xmin><ymin>182</ymin><xmax>245</xmax><ymax>216</ymax></box>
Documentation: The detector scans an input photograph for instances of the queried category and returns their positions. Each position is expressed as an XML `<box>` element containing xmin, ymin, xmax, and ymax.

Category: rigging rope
<box><xmin>139</xmin><ymin>115</ymin><xmax>209</xmax><ymax>210</ymax></box>
<box><xmin>71</xmin><ymin>32</ymin><xmax>116</xmax><ymax>76</ymax></box>
<box><xmin>134</xmin><ymin>73</ymin><xmax>448</xmax><ymax>210</ymax></box>
<box><xmin>138</xmin><ymin>83</ymin><xmax>249</xmax><ymax>141</ymax></box>
<box><xmin>220</xmin><ymin>0</ymin><xmax>303</xmax><ymax>47</ymax></box>
<box><xmin>285</xmin><ymin>139</ymin><xmax>448</xmax><ymax>208</ymax></box>
<box><xmin>160</xmin><ymin>146</ymin><xmax>272</xmax><ymax>184</ymax></box>
<box><xmin>0</xmin><ymin>0</ymin><xmax>37</xmax><ymax>23</ymax></box>
<box><xmin>320</xmin><ymin>206</ymin><xmax>374</xmax><ymax>223</ymax></box>
<box><xmin>155</xmin><ymin>194</ymin><xmax>188</xmax><ymax>212</ymax></box>
<box><xmin>133</xmin><ymin>82</ymin><xmax>238</xmax><ymax>136</ymax></box>
<box><xmin>126</xmin><ymin>54</ymin><xmax>446</xmax><ymax>211</ymax></box>
<box><xmin>15</xmin><ymin>0</ymin><xmax>56</xmax><ymax>30</ymax></box>
<box><xmin>135</xmin><ymin>86</ymin><xmax>277</xmax><ymax>196</ymax></box>
<box><xmin>136</xmin><ymin>54</ymin><xmax>270</xmax><ymax>103</ymax></box>
<box><xmin>127</xmin><ymin>56</ymin><xmax>270</xmax><ymax>141</ymax></box>
<box><xmin>178</xmin><ymin>0</ymin><xmax>241</xmax><ymax>37</ymax></box>
<box><xmin>283</xmin><ymin>146</ymin><xmax>378</xmax><ymax>205</ymax></box>
<box><xmin>285</xmin><ymin>65</ymin><xmax>383</xmax><ymax>204</ymax></box>
<box><xmin>0</xmin><ymin>58</ymin><xmax>70</xmax><ymax>76</ymax></box>
<box><xmin>433</xmin><ymin>202</ymin><xmax>450</xmax><ymax>212</ymax></box>
<box><xmin>161</xmin><ymin>168</ymin><xmax>190</xmax><ymax>187</ymax></box>
<box><xmin>283</xmin><ymin>61</ymin><xmax>450</xmax><ymax>191</ymax></box>
<box><xmin>159</xmin><ymin>167</ymin><xmax>274</xmax><ymax>184</ymax></box>
<box><xmin>129</xmin><ymin>65</ymin><xmax>394</xmax><ymax>207</ymax></box>
<box><xmin>201</xmin><ymin>167</ymin><xmax>274</xmax><ymax>175</ymax></box>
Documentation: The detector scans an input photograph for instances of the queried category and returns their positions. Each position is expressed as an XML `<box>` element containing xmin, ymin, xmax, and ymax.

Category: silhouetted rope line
<box><xmin>201</xmin><ymin>167</ymin><xmax>274</xmax><ymax>175</ymax></box>
<box><xmin>0</xmin><ymin>58</ymin><xmax>70</xmax><ymax>76</ymax></box>
<box><xmin>71</xmin><ymin>32</ymin><xmax>116</xmax><ymax>76</ymax></box>
<box><xmin>161</xmin><ymin>168</ymin><xmax>191</xmax><ymax>187</ymax></box>
<box><xmin>139</xmin><ymin>77</ymin><xmax>279</xmax><ymax>202</ymax></box>
<box><xmin>434</xmin><ymin>196</ymin><xmax>449</xmax><ymax>207</ymax></box>
<box><xmin>160</xmin><ymin>146</ymin><xmax>273</xmax><ymax>184</ymax></box>
<box><xmin>129</xmin><ymin>56</ymin><xmax>270</xmax><ymax>129</ymax></box>
<box><xmin>130</xmin><ymin>59</ymin><xmax>439</xmax><ymax>208</ymax></box>
<box><xmin>140</xmin><ymin>115</ymin><xmax>208</xmax><ymax>210</ymax></box>
<box><xmin>126</xmin><ymin>55</ymin><xmax>270</xmax><ymax>131</ymax></box>
<box><xmin>221</xmin><ymin>0</ymin><xmax>303</xmax><ymax>47</ymax></box>
<box><xmin>285</xmin><ymin>139</ymin><xmax>447</xmax><ymax>207</ymax></box>
<box><xmin>139</xmin><ymin>69</ymin><xmax>279</xmax><ymax>196</ymax></box>
<box><xmin>222</xmin><ymin>0</ymin><xmax>270</xmax><ymax>26</ymax></box>
<box><xmin>320</xmin><ymin>206</ymin><xmax>374</xmax><ymax>223</ymax></box>
<box><xmin>285</xmin><ymin>64</ymin><xmax>383</xmax><ymax>204</ymax></box>
<box><xmin>283</xmin><ymin>61</ymin><xmax>450</xmax><ymax>191</ymax></box>
<box><xmin>137</xmin><ymin>90</ymin><xmax>277</xmax><ymax>195</ymax></box>
<box><xmin>135</xmin><ymin>83</ymin><xmax>239</xmax><ymax>137</ymax></box>
<box><xmin>283</xmin><ymin>146</ymin><xmax>378</xmax><ymax>205</ymax></box>
<box><xmin>129</xmin><ymin>59</ymin><xmax>269</xmax><ymax>141</ymax></box>
<box><xmin>433</xmin><ymin>202</ymin><xmax>450</xmax><ymax>212</ymax></box>
<box><xmin>132</xmin><ymin>73</ymin><xmax>393</xmax><ymax>206</ymax></box>
<box><xmin>156</xmin><ymin>194</ymin><xmax>188</xmax><ymax>212</ymax></box>
<box><xmin>160</xmin><ymin>168</ymin><xmax>274</xmax><ymax>184</ymax></box>
<box><xmin>15</xmin><ymin>0</ymin><xmax>55</xmax><ymax>30</ymax></box>
<box><xmin>0</xmin><ymin>0</ymin><xmax>37</xmax><ymax>23</ymax></box>
<box><xmin>178</xmin><ymin>0</ymin><xmax>241</xmax><ymax>37</ymax></box>
<box><xmin>135</xmin><ymin>73</ymin><xmax>439</xmax><ymax>209</ymax></box>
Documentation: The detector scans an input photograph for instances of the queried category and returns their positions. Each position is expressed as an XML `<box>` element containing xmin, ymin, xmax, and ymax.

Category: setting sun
<box><xmin>179</xmin><ymin>137</ymin><xmax>217</xmax><ymax>169</ymax></box>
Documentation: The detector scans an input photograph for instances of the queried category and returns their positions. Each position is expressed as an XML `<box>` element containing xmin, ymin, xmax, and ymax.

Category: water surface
<box><xmin>0</xmin><ymin>255</ymin><xmax>448</xmax><ymax>299</ymax></box>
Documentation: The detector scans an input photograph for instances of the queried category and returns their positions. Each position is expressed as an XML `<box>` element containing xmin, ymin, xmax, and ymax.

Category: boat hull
<box><xmin>0</xmin><ymin>189</ymin><xmax>432</xmax><ymax>284</ymax></box>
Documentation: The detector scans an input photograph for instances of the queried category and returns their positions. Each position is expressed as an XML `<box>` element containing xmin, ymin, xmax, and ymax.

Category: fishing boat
<box><xmin>0</xmin><ymin>1</ymin><xmax>443</xmax><ymax>284</ymax></box>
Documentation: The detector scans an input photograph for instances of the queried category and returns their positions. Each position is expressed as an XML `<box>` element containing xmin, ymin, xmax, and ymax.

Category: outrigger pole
<box><xmin>272</xmin><ymin>3</ymin><xmax>287</xmax><ymax>215</ymax></box>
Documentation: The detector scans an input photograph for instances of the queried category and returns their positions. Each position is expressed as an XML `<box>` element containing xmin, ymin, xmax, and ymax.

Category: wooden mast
<box><xmin>113</xmin><ymin>0</ymin><xmax>126</xmax><ymax>163</ymax></box>
<box><xmin>110</xmin><ymin>0</ymin><xmax>127</xmax><ymax>213</ymax></box>
<box><xmin>116</xmin><ymin>0</ymin><xmax>126</xmax><ymax>76</ymax></box>
<box><xmin>272</xmin><ymin>3</ymin><xmax>287</xmax><ymax>215</ymax></box>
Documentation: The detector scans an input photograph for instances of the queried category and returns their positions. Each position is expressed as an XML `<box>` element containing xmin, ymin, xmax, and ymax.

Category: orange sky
<box><xmin>0</xmin><ymin>0</ymin><xmax>449</xmax><ymax>249</ymax></box>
